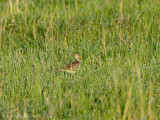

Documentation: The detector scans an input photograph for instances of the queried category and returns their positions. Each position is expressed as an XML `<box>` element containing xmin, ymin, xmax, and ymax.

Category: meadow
<box><xmin>0</xmin><ymin>0</ymin><xmax>160</xmax><ymax>119</ymax></box>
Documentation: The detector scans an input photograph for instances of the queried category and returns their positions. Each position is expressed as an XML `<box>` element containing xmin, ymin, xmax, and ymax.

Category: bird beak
<box><xmin>79</xmin><ymin>56</ymin><xmax>82</xmax><ymax>58</ymax></box>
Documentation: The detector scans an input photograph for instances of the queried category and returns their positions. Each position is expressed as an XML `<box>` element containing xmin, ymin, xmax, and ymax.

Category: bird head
<box><xmin>74</xmin><ymin>54</ymin><xmax>81</xmax><ymax>61</ymax></box>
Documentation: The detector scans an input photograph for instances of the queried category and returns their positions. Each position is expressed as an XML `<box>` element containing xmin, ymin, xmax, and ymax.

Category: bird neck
<box><xmin>75</xmin><ymin>58</ymin><xmax>80</xmax><ymax>62</ymax></box>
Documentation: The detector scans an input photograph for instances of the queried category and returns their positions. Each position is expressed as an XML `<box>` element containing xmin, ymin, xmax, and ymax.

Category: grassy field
<box><xmin>0</xmin><ymin>0</ymin><xmax>160</xmax><ymax>119</ymax></box>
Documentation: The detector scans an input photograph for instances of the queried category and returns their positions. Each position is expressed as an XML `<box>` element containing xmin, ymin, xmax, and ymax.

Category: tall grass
<box><xmin>0</xmin><ymin>0</ymin><xmax>160</xmax><ymax>119</ymax></box>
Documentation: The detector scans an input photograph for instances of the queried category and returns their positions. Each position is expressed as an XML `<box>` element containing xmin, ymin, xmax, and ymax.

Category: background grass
<box><xmin>0</xmin><ymin>0</ymin><xmax>160</xmax><ymax>119</ymax></box>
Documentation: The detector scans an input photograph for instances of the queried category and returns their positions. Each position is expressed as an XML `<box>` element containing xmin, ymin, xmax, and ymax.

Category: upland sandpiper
<box><xmin>56</xmin><ymin>54</ymin><xmax>81</xmax><ymax>74</ymax></box>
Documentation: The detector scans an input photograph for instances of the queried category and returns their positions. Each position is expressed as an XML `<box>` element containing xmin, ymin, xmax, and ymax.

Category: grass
<box><xmin>0</xmin><ymin>0</ymin><xmax>160</xmax><ymax>119</ymax></box>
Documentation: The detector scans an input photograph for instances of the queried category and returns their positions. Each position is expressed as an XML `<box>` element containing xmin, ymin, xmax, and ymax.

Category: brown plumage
<box><xmin>56</xmin><ymin>54</ymin><xmax>81</xmax><ymax>74</ymax></box>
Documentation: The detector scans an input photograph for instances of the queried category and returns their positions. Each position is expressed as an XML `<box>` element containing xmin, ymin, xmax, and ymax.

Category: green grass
<box><xmin>0</xmin><ymin>0</ymin><xmax>160</xmax><ymax>119</ymax></box>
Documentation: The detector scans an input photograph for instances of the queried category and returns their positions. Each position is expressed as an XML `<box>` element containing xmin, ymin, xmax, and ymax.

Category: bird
<box><xmin>56</xmin><ymin>54</ymin><xmax>81</xmax><ymax>74</ymax></box>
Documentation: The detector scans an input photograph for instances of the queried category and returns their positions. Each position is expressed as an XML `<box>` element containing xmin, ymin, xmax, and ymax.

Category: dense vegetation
<box><xmin>0</xmin><ymin>0</ymin><xmax>160</xmax><ymax>119</ymax></box>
